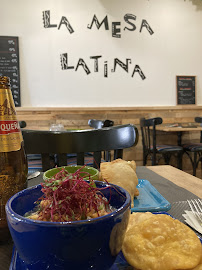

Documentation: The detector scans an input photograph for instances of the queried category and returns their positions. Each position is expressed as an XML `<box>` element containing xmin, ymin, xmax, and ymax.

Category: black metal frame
<box><xmin>140</xmin><ymin>117</ymin><xmax>183</xmax><ymax>168</ymax></box>
<box><xmin>88</xmin><ymin>118</ymin><xmax>115</xmax><ymax>161</ymax></box>
<box><xmin>183</xmin><ymin>117</ymin><xmax>202</xmax><ymax>176</ymax></box>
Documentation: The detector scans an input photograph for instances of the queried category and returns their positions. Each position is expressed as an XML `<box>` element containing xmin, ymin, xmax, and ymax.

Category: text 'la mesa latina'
<box><xmin>42</xmin><ymin>11</ymin><xmax>154</xmax><ymax>37</ymax></box>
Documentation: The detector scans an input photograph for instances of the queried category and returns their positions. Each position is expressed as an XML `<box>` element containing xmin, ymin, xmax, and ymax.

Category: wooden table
<box><xmin>156</xmin><ymin>125</ymin><xmax>202</xmax><ymax>146</ymax></box>
<box><xmin>147</xmin><ymin>165</ymin><xmax>202</xmax><ymax>198</ymax></box>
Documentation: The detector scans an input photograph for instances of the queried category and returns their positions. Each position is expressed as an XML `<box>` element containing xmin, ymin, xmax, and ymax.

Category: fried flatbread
<box><xmin>190</xmin><ymin>250</ymin><xmax>202</xmax><ymax>270</ymax></box>
<box><xmin>99</xmin><ymin>159</ymin><xmax>139</xmax><ymax>207</ymax></box>
<box><xmin>122</xmin><ymin>213</ymin><xmax>202</xmax><ymax>270</ymax></box>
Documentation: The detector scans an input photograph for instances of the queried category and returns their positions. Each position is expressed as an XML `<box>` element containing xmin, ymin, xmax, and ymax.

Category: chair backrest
<box><xmin>140</xmin><ymin>117</ymin><xmax>162</xmax><ymax>165</ymax></box>
<box><xmin>88</xmin><ymin>119</ymin><xmax>115</xmax><ymax>161</ymax></box>
<box><xmin>88</xmin><ymin>119</ymin><xmax>114</xmax><ymax>129</ymax></box>
<box><xmin>195</xmin><ymin>117</ymin><xmax>202</xmax><ymax>142</ymax></box>
<box><xmin>22</xmin><ymin>124</ymin><xmax>138</xmax><ymax>171</ymax></box>
<box><xmin>19</xmin><ymin>121</ymin><xmax>27</xmax><ymax>128</ymax></box>
<box><xmin>195</xmin><ymin>117</ymin><xmax>202</xmax><ymax>123</ymax></box>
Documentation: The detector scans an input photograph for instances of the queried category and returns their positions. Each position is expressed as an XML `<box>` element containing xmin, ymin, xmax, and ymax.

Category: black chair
<box><xmin>22</xmin><ymin>124</ymin><xmax>138</xmax><ymax>171</ymax></box>
<box><xmin>19</xmin><ymin>121</ymin><xmax>26</xmax><ymax>128</ymax></box>
<box><xmin>88</xmin><ymin>119</ymin><xmax>115</xmax><ymax>161</ymax></box>
<box><xmin>140</xmin><ymin>117</ymin><xmax>183</xmax><ymax>168</ymax></box>
<box><xmin>88</xmin><ymin>119</ymin><xmax>114</xmax><ymax>129</ymax></box>
<box><xmin>182</xmin><ymin>117</ymin><xmax>202</xmax><ymax>176</ymax></box>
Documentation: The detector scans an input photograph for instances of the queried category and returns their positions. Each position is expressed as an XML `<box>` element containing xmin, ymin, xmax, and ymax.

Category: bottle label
<box><xmin>0</xmin><ymin>89</ymin><xmax>22</xmax><ymax>152</ymax></box>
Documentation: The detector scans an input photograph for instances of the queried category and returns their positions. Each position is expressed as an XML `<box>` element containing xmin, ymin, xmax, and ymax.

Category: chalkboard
<box><xmin>176</xmin><ymin>75</ymin><xmax>196</xmax><ymax>105</ymax></box>
<box><xmin>0</xmin><ymin>36</ymin><xmax>20</xmax><ymax>107</ymax></box>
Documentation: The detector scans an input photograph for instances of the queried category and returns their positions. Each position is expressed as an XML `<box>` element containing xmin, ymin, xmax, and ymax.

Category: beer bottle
<box><xmin>0</xmin><ymin>76</ymin><xmax>28</xmax><ymax>242</ymax></box>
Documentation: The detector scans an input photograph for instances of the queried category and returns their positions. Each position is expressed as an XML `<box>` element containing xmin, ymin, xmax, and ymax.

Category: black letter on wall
<box><xmin>131</xmin><ymin>65</ymin><xmax>146</xmax><ymax>80</ymax></box>
<box><xmin>112</xmin><ymin>58</ymin><xmax>131</xmax><ymax>72</ymax></box>
<box><xmin>42</xmin><ymin>10</ymin><xmax>57</xmax><ymax>28</ymax></box>
<box><xmin>87</xmin><ymin>15</ymin><xmax>109</xmax><ymax>30</ymax></box>
<box><xmin>75</xmin><ymin>59</ymin><xmax>91</xmax><ymax>75</ymax></box>
<box><xmin>112</xmin><ymin>22</ymin><xmax>121</xmax><ymax>38</ymax></box>
<box><xmin>140</xmin><ymin>19</ymin><xmax>154</xmax><ymax>35</ymax></box>
<box><xmin>104</xmin><ymin>61</ymin><xmax>108</xmax><ymax>77</ymax></box>
<box><xmin>90</xmin><ymin>56</ymin><xmax>102</xmax><ymax>72</ymax></box>
<box><xmin>124</xmin><ymin>14</ymin><xmax>136</xmax><ymax>31</ymax></box>
<box><xmin>58</xmin><ymin>16</ymin><xmax>74</xmax><ymax>33</ymax></box>
<box><xmin>60</xmin><ymin>53</ymin><xmax>74</xmax><ymax>70</ymax></box>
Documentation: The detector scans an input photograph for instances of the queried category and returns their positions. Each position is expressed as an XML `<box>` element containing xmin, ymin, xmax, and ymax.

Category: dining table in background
<box><xmin>156</xmin><ymin>124</ymin><xmax>202</xmax><ymax>146</ymax></box>
<box><xmin>1</xmin><ymin>165</ymin><xmax>202</xmax><ymax>270</ymax></box>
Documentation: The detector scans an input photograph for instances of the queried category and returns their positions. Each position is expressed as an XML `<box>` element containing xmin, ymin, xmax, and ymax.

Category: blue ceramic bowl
<box><xmin>6</xmin><ymin>181</ymin><xmax>131</xmax><ymax>270</ymax></box>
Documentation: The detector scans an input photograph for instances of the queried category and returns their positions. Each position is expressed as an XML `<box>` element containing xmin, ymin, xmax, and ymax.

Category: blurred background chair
<box><xmin>22</xmin><ymin>124</ymin><xmax>138</xmax><ymax>171</ymax></box>
<box><xmin>88</xmin><ymin>119</ymin><xmax>114</xmax><ymax>129</ymax></box>
<box><xmin>140</xmin><ymin>117</ymin><xmax>183</xmax><ymax>168</ymax></box>
<box><xmin>182</xmin><ymin>117</ymin><xmax>202</xmax><ymax>176</ymax></box>
<box><xmin>88</xmin><ymin>119</ymin><xmax>114</xmax><ymax>161</ymax></box>
<box><xmin>19</xmin><ymin>121</ymin><xmax>59</xmax><ymax>173</ymax></box>
<box><xmin>19</xmin><ymin>121</ymin><xmax>26</xmax><ymax>128</ymax></box>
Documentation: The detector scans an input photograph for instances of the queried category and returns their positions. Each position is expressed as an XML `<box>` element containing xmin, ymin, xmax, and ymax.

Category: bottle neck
<box><xmin>0</xmin><ymin>76</ymin><xmax>11</xmax><ymax>88</ymax></box>
<box><xmin>0</xmin><ymin>76</ymin><xmax>22</xmax><ymax>152</ymax></box>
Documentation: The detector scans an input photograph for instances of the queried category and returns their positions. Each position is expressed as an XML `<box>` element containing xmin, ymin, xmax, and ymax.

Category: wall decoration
<box><xmin>2</xmin><ymin>0</ymin><xmax>201</xmax><ymax>107</ymax></box>
<box><xmin>60</xmin><ymin>54</ymin><xmax>146</xmax><ymax>79</ymax></box>
<box><xmin>176</xmin><ymin>76</ymin><xmax>196</xmax><ymax>105</ymax></box>
<box><xmin>0</xmin><ymin>36</ymin><xmax>20</xmax><ymax>107</ymax></box>
<box><xmin>43</xmin><ymin>10</ymin><xmax>154</xmax><ymax>80</ymax></box>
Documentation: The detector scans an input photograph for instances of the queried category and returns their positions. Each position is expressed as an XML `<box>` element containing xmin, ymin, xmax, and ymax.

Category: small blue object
<box><xmin>131</xmin><ymin>179</ymin><xmax>171</xmax><ymax>212</ymax></box>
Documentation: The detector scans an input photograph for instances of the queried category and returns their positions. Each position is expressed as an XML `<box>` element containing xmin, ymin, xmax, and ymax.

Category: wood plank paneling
<box><xmin>16</xmin><ymin>105</ymin><xmax>202</xmax><ymax>177</ymax></box>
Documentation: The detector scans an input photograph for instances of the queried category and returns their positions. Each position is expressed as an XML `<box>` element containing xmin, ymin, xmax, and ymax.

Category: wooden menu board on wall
<box><xmin>0</xmin><ymin>36</ymin><xmax>20</xmax><ymax>107</ymax></box>
<box><xmin>176</xmin><ymin>75</ymin><xmax>196</xmax><ymax>105</ymax></box>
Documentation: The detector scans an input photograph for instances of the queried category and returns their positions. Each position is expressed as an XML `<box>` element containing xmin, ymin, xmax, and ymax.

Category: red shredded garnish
<box><xmin>36</xmin><ymin>167</ymin><xmax>111</xmax><ymax>222</ymax></box>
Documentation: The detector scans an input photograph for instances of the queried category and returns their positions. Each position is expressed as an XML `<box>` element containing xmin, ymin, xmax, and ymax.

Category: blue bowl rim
<box><xmin>6</xmin><ymin>181</ymin><xmax>131</xmax><ymax>227</ymax></box>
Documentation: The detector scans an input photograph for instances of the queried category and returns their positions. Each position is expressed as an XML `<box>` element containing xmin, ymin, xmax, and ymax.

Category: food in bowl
<box><xmin>99</xmin><ymin>159</ymin><xmax>139</xmax><ymax>207</ymax></box>
<box><xmin>6</xmin><ymin>175</ymin><xmax>131</xmax><ymax>270</ymax></box>
<box><xmin>122</xmin><ymin>212</ymin><xmax>202</xmax><ymax>270</ymax></box>
<box><xmin>25</xmin><ymin>167</ymin><xmax>114</xmax><ymax>222</ymax></box>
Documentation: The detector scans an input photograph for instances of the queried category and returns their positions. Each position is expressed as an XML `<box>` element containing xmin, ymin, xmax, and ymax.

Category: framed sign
<box><xmin>176</xmin><ymin>76</ymin><xmax>196</xmax><ymax>105</ymax></box>
<box><xmin>0</xmin><ymin>36</ymin><xmax>21</xmax><ymax>107</ymax></box>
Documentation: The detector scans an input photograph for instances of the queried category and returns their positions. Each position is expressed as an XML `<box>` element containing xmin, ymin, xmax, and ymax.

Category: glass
<box><xmin>50</xmin><ymin>124</ymin><xmax>65</xmax><ymax>131</ymax></box>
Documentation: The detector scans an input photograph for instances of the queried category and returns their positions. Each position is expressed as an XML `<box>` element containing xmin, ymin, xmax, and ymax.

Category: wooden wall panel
<box><xmin>16</xmin><ymin>105</ymin><xmax>202</xmax><ymax>177</ymax></box>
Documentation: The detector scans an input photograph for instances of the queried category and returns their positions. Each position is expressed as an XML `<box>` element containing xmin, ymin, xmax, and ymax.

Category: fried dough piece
<box><xmin>191</xmin><ymin>264</ymin><xmax>202</xmax><ymax>270</ymax></box>
<box><xmin>127</xmin><ymin>212</ymin><xmax>153</xmax><ymax>231</ymax></box>
<box><xmin>99</xmin><ymin>159</ymin><xmax>139</xmax><ymax>207</ymax></box>
<box><xmin>190</xmin><ymin>250</ymin><xmax>202</xmax><ymax>270</ymax></box>
<box><xmin>122</xmin><ymin>213</ymin><xmax>202</xmax><ymax>270</ymax></box>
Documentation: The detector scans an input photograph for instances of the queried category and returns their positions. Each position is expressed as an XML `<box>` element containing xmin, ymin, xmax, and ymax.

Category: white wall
<box><xmin>1</xmin><ymin>0</ymin><xmax>202</xmax><ymax>107</ymax></box>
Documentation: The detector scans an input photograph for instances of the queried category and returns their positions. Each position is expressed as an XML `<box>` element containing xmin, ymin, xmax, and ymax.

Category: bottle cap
<box><xmin>0</xmin><ymin>76</ymin><xmax>10</xmax><ymax>86</ymax></box>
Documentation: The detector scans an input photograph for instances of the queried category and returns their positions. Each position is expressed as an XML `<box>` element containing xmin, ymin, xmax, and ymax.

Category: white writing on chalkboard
<box><xmin>176</xmin><ymin>76</ymin><xmax>195</xmax><ymax>105</ymax></box>
<box><xmin>0</xmin><ymin>36</ymin><xmax>20</xmax><ymax>107</ymax></box>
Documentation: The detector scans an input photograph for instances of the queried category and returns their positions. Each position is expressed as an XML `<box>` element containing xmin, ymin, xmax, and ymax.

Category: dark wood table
<box><xmin>1</xmin><ymin>165</ymin><xmax>201</xmax><ymax>270</ymax></box>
